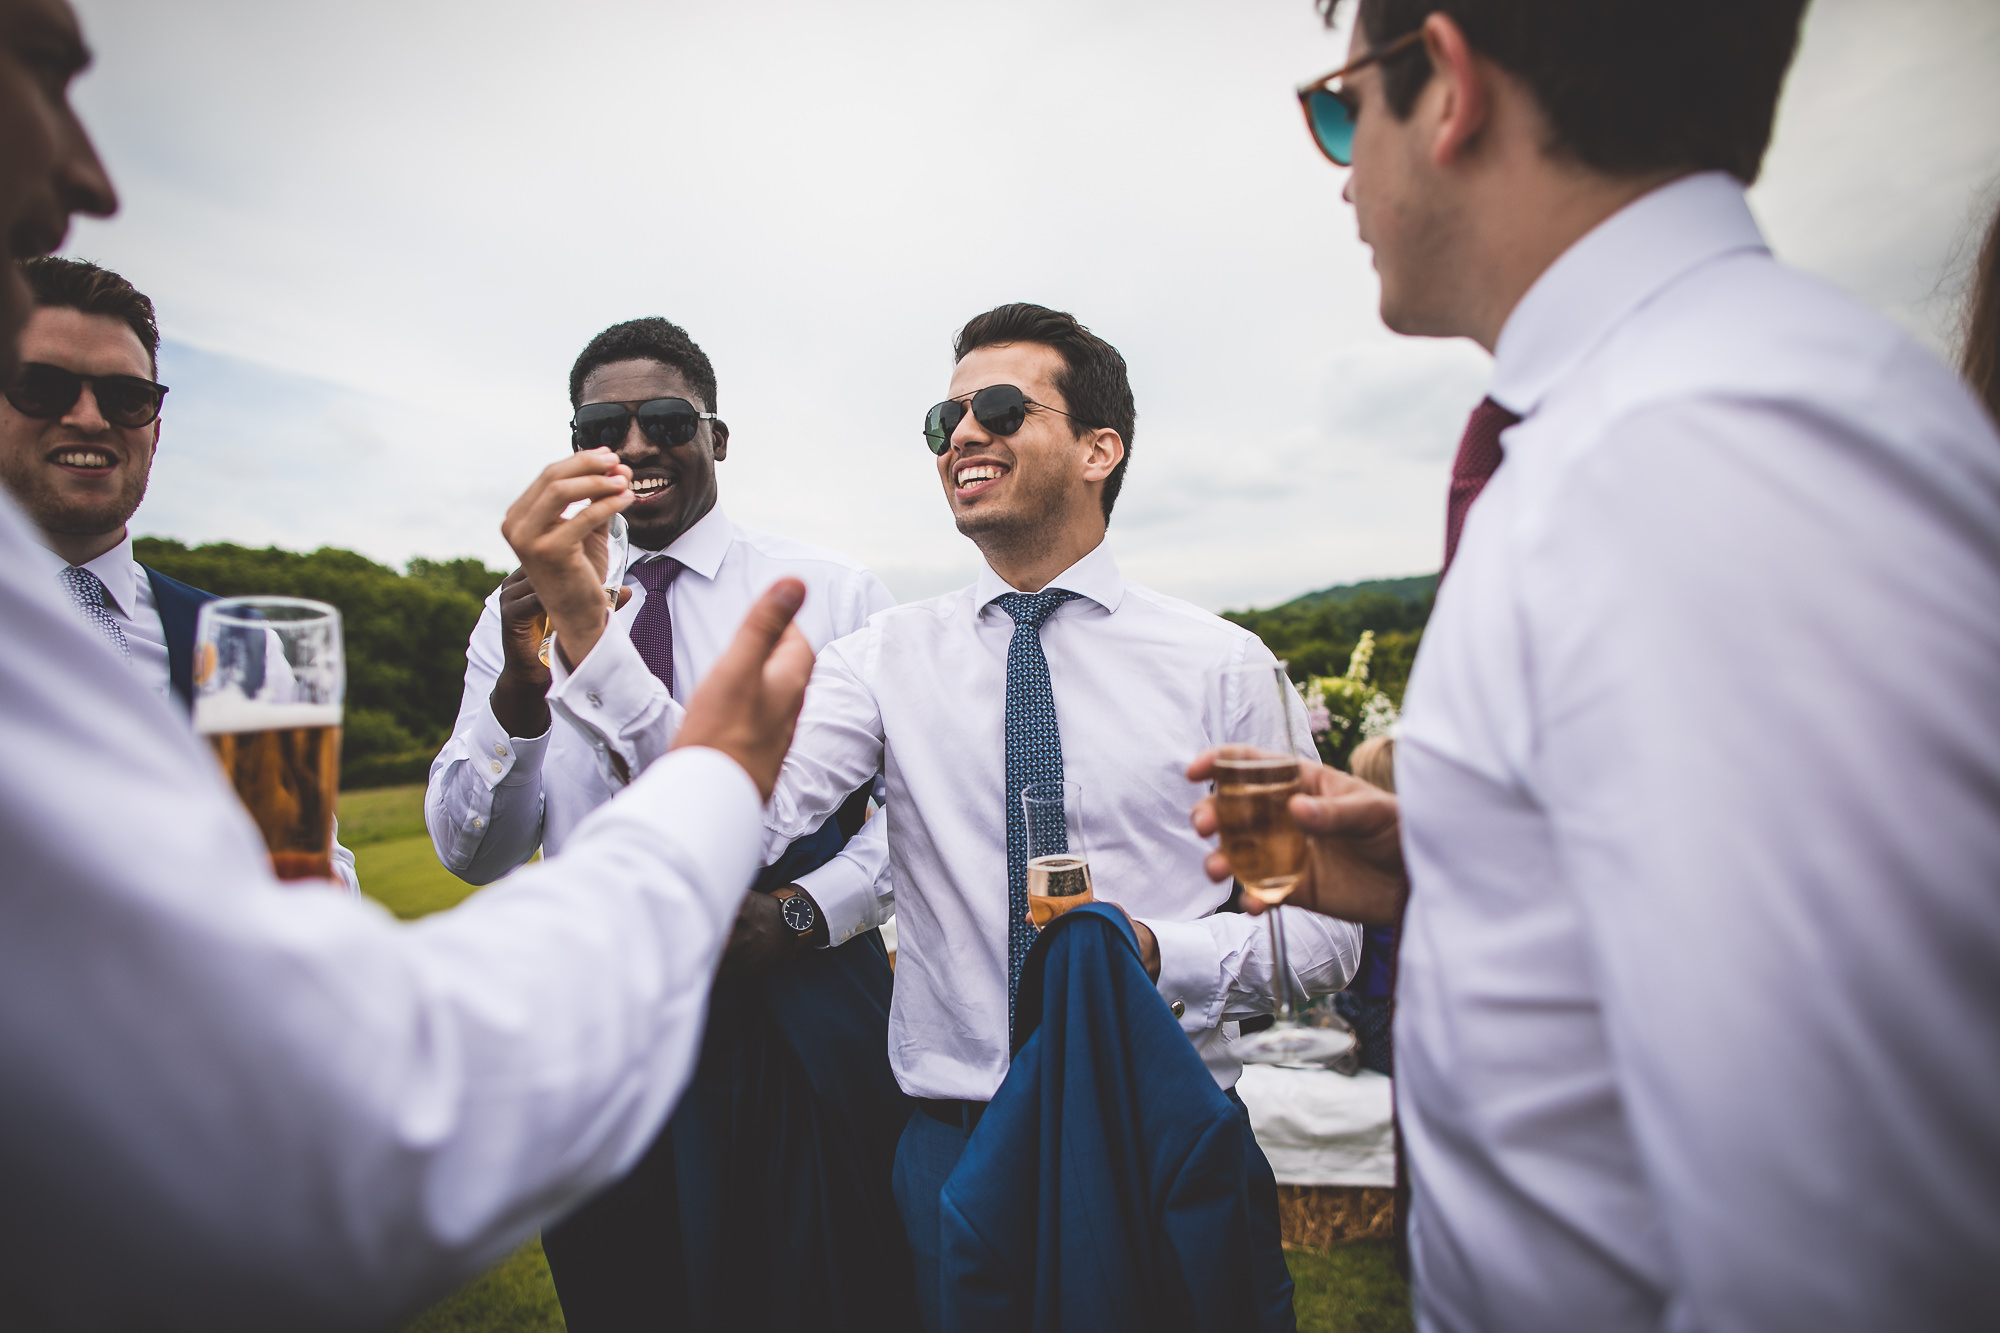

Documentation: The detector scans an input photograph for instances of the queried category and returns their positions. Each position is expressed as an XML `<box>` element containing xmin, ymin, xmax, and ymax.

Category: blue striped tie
<box><xmin>997</xmin><ymin>588</ymin><xmax>1076</xmax><ymax>1038</ymax></box>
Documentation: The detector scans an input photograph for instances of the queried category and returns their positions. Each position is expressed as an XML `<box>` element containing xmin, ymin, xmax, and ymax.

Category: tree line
<box><xmin>137</xmin><ymin>538</ymin><xmax>1437</xmax><ymax>788</ymax></box>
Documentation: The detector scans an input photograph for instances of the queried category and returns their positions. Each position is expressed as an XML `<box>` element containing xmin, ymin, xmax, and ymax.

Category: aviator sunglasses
<box><xmin>571</xmin><ymin>397</ymin><xmax>720</xmax><ymax>452</ymax></box>
<box><xmin>923</xmin><ymin>383</ymin><xmax>1076</xmax><ymax>456</ymax></box>
<box><xmin>5</xmin><ymin>362</ymin><xmax>169</xmax><ymax>429</ymax></box>
<box><xmin>1296</xmin><ymin>27</ymin><xmax>1426</xmax><ymax>166</ymax></box>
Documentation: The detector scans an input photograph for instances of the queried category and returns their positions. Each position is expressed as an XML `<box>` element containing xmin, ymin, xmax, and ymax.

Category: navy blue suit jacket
<box><xmin>939</xmin><ymin>905</ymin><xmax>1279</xmax><ymax>1333</ymax></box>
<box><xmin>142</xmin><ymin>565</ymin><xmax>218</xmax><ymax>712</ymax></box>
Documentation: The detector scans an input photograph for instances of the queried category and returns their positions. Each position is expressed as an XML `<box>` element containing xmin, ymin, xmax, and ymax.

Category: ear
<box><xmin>1423</xmin><ymin>12</ymin><xmax>1492</xmax><ymax>168</ymax></box>
<box><xmin>710</xmin><ymin>421</ymin><xmax>729</xmax><ymax>462</ymax></box>
<box><xmin>1080</xmin><ymin>426</ymin><xmax>1123</xmax><ymax>485</ymax></box>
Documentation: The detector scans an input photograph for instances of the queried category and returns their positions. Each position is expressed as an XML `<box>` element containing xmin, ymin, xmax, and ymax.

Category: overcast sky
<box><xmin>58</xmin><ymin>0</ymin><xmax>2000</xmax><ymax>610</ymax></box>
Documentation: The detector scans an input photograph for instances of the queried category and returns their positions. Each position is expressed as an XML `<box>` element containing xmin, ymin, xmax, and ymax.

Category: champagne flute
<box><xmin>1208</xmin><ymin>660</ymin><xmax>1351</xmax><ymax>1063</ymax></box>
<box><xmin>192</xmin><ymin>597</ymin><xmax>345</xmax><ymax>882</ymax></box>
<box><xmin>538</xmin><ymin>510</ymin><xmax>632</xmax><ymax>667</ymax></box>
<box><xmin>1023</xmin><ymin>780</ymin><xmax>1094</xmax><ymax>928</ymax></box>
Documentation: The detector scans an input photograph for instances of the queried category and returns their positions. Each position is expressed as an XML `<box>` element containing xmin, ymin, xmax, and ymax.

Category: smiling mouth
<box><xmin>630</xmin><ymin>475</ymin><xmax>674</xmax><ymax>502</ymax></box>
<box><xmin>954</xmin><ymin>460</ymin><xmax>1009</xmax><ymax>494</ymax></box>
<box><xmin>50</xmin><ymin>448</ymin><xmax>115</xmax><ymax>470</ymax></box>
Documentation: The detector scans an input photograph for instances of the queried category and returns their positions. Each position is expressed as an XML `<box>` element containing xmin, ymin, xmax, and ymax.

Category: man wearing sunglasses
<box><xmin>734</xmin><ymin>301</ymin><xmax>1361</xmax><ymax>1330</ymax></box>
<box><xmin>0</xmin><ymin>257</ymin><xmax>365</xmax><ymax>888</ymax></box>
<box><xmin>1200</xmin><ymin>3</ymin><xmax>2000</xmax><ymax>1331</ymax></box>
<box><xmin>428</xmin><ymin>316</ymin><xmax>912</xmax><ymax>1332</ymax></box>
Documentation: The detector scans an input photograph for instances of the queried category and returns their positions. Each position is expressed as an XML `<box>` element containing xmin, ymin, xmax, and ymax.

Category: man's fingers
<box><xmin>720</xmin><ymin>579</ymin><xmax>808</xmax><ymax>672</ymax></box>
<box><xmin>1289</xmin><ymin>792</ymin><xmax>1371</xmax><ymax>835</ymax></box>
<box><xmin>1186</xmin><ymin>748</ymin><xmax>1219</xmax><ymax>783</ymax></box>
<box><xmin>1190</xmin><ymin>793</ymin><xmax>1218</xmax><ymax>837</ymax></box>
<box><xmin>1202</xmin><ymin>848</ymin><xmax>1233</xmax><ymax>884</ymax></box>
<box><xmin>767</xmin><ymin>622</ymin><xmax>815</xmax><ymax>698</ymax></box>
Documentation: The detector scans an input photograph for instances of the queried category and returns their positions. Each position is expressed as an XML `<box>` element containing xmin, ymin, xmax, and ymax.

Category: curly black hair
<box><xmin>569</xmin><ymin>317</ymin><xmax>718</xmax><ymax>412</ymax></box>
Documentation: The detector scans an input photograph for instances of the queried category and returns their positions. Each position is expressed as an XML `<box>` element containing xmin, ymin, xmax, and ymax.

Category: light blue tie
<box><xmin>997</xmin><ymin>588</ymin><xmax>1076</xmax><ymax>1039</ymax></box>
<box><xmin>60</xmin><ymin>565</ymin><xmax>129</xmax><ymax>662</ymax></box>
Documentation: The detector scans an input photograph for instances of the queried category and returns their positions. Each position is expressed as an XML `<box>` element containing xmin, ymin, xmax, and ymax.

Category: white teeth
<box><xmin>54</xmin><ymin>451</ymin><xmax>111</xmax><ymax>468</ymax></box>
<box><xmin>957</xmin><ymin>465</ymin><xmax>1002</xmax><ymax>486</ymax></box>
<box><xmin>632</xmin><ymin>478</ymin><xmax>669</xmax><ymax>494</ymax></box>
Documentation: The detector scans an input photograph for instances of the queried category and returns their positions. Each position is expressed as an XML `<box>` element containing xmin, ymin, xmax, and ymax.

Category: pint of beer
<box><xmin>193</xmin><ymin>597</ymin><xmax>345</xmax><ymax>882</ymax></box>
<box><xmin>1022</xmin><ymin>780</ymin><xmax>1093</xmax><ymax>928</ymax></box>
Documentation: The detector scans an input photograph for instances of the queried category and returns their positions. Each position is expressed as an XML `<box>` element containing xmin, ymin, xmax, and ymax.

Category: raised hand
<box><xmin>673</xmin><ymin>578</ymin><xmax>815</xmax><ymax>800</ymax></box>
<box><xmin>500</xmin><ymin>448</ymin><xmax>633</xmax><ymax>668</ymax></box>
<box><xmin>1189</xmin><ymin>751</ymin><xmax>1409</xmax><ymax>927</ymax></box>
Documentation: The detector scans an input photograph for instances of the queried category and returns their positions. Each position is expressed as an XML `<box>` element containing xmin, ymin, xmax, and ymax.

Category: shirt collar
<box><xmin>629</xmin><ymin>502</ymin><xmax>733</xmax><ymax>581</ymax></box>
<box><xmin>1488</xmin><ymin>171</ymin><xmax>1770</xmax><ymax>417</ymax></box>
<box><xmin>25</xmin><ymin>529</ymin><xmax>140</xmax><ymax>616</ymax></box>
<box><xmin>974</xmin><ymin>538</ymin><xmax>1125</xmax><ymax>615</ymax></box>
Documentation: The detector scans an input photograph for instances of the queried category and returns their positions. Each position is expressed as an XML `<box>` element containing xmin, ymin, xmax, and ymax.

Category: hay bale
<box><xmin>1277</xmin><ymin>1185</ymin><xmax>1395</xmax><ymax>1248</ymax></box>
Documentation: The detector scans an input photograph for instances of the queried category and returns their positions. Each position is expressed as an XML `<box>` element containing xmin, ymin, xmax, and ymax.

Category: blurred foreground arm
<box><xmin>1189</xmin><ymin>752</ymin><xmax>1410</xmax><ymax>927</ymax></box>
<box><xmin>0</xmin><ymin>477</ymin><xmax>811</xmax><ymax>1331</ymax></box>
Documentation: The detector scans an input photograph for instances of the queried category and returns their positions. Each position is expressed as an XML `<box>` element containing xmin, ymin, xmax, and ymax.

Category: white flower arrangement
<box><xmin>1300</xmin><ymin>630</ymin><xmax>1400</xmax><ymax>763</ymax></box>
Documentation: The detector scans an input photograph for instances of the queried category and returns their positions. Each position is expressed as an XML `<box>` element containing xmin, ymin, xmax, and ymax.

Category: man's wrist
<box><xmin>490</xmin><ymin>669</ymin><xmax>551</xmax><ymax>739</ymax></box>
<box><xmin>774</xmin><ymin>885</ymin><xmax>830</xmax><ymax>949</ymax></box>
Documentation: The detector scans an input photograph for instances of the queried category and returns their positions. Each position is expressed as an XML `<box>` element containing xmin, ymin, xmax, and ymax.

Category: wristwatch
<box><xmin>772</xmin><ymin>886</ymin><xmax>818</xmax><ymax>939</ymax></box>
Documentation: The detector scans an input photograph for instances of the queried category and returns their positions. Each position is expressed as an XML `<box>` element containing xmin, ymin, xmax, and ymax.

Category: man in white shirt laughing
<box><xmin>1212</xmin><ymin>2</ymin><xmax>2000</xmax><ymax>1329</ymax></box>
<box><xmin>760</xmin><ymin>303</ymin><xmax>1361</xmax><ymax>1329</ymax></box>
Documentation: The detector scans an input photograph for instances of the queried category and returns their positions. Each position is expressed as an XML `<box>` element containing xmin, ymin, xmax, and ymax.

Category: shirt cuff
<box><xmin>1140</xmin><ymin>915</ymin><xmax>1223</xmax><ymax>1034</ymax></box>
<box><xmin>574</xmin><ymin>745</ymin><xmax>764</xmax><ymax>908</ymax></box>
<box><xmin>465</xmin><ymin>698</ymin><xmax>549</xmax><ymax>789</ymax></box>
<box><xmin>793</xmin><ymin>854</ymin><xmax>878</xmax><ymax>948</ymax></box>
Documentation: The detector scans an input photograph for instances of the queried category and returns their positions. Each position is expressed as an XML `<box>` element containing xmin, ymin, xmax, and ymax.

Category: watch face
<box><xmin>781</xmin><ymin>894</ymin><xmax>815</xmax><ymax>933</ymax></box>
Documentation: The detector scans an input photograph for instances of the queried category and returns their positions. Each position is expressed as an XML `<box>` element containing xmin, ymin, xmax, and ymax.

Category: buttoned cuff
<box><xmin>548</xmin><ymin>628</ymin><xmax>678</xmax><ymax>775</ymax></box>
<box><xmin>466</xmin><ymin>699</ymin><xmax>549</xmax><ymax>788</ymax></box>
<box><xmin>794</xmin><ymin>854</ymin><xmax>878</xmax><ymax>948</ymax></box>
<box><xmin>1140</xmin><ymin>915</ymin><xmax>1223</xmax><ymax>1034</ymax></box>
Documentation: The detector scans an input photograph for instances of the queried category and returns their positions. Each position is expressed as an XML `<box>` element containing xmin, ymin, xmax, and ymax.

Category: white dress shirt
<box><xmin>1396</xmin><ymin>171</ymin><xmax>2000</xmax><ymax>1333</ymax></box>
<box><xmin>764</xmin><ymin>540</ymin><xmax>1360</xmax><ymax>1102</ymax></box>
<box><xmin>0</xmin><ymin>485</ymin><xmax>767</xmax><ymax>1330</ymax></box>
<box><xmin>25</xmin><ymin>532</ymin><xmax>361</xmax><ymax>894</ymax></box>
<box><xmin>427</xmin><ymin>504</ymin><xmax>894</xmax><ymax>913</ymax></box>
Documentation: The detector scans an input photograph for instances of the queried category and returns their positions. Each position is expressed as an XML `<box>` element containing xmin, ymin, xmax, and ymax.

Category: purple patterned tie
<box><xmin>1443</xmin><ymin>396</ymin><xmax>1521</xmax><ymax>573</ymax></box>
<box><xmin>628</xmin><ymin>557</ymin><xmax>683</xmax><ymax>693</ymax></box>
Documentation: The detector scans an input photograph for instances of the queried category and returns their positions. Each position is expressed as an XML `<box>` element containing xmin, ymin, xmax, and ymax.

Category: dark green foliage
<box><xmin>134</xmin><ymin>538</ymin><xmax>506</xmax><ymax>788</ymax></box>
<box><xmin>1224</xmin><ymin>575</ymin><xmax>1437</xmax><ymax>700</ymax></box>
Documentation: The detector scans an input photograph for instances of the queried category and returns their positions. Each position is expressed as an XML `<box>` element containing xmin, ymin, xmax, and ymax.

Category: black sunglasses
<box><xmin>571</xmin><ymin>397</ymin><xmax>720</xmax><ymax>453</ymax></box>
<box><xmin>5</xmin><ymin>362</ymin><xmax>169</xmax><ymax>429</ymax></box>
<box><xmin>1296</xmin><ymin>27</ymin><xmax>1426</xmax><ymax>166</ymax></box>
<box><xmin>923</xmin><ymin>383</ymin><xmax>1076</xmax><ymax>456</ymax></box>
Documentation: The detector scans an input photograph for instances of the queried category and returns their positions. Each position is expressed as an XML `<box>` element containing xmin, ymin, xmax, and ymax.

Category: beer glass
<box><xmin>1208</xmin><ymin>661</ymin><xmax>1350</xmax><ymax>1063</ymax></box>
<box><xmin>1023</xmin><ymin>780</ymin><xmax>1093</xmax><ymax>928</ymax></box>
<box><xmin>193</xmin><ymin>597</ymin><xmax>345</xmax><ymax>882</ymax></box>
<box><xmin>538</xmin><ymin>510</ymin><xmax>631</xmax><ymax>667</ymax></box>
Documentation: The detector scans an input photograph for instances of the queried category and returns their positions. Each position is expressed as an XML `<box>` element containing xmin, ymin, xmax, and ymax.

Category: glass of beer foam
<box><xmin>192</xmin><ymin>597</ymin><xmax>345</xmax><ymax>883</ymax></box>
<box><xmin>1022</xmin><ymin>780</ymin><xmax>1093</xmax><ymax>928</ymax></box>
<box><xmin>538</xmin><ymin>510</ymin><xmax>632</xmax><ymax>668</ymax></box>
<box><xmin>1208</xmin><ymin>661</ymin><xmax>1353</xmax><ymax>1065</ymax></box>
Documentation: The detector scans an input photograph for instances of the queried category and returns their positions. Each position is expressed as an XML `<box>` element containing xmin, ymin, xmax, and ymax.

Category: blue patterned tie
<box><xmin>60</xmin><ymin>565</ymin><xmax>129</xmax><ymax>662</ymax></box>
<box><xmin>997</xmin><ymin>588</ymin><xmax>1076</xmax><ymax>1037</ymax></box>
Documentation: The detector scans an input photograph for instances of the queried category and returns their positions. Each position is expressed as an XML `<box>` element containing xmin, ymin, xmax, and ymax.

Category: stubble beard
<box><xmin>0</xmin><ymin>451</ymin><xmax>149</xmax><ymax>543</ymax></box>
<box><xmin>953</xmin><ymin>462</ymin><xmax>1075</xmax><ymax>571</ymax></box>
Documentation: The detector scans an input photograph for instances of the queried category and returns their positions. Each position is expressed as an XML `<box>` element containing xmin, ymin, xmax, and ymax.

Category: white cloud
<box><xmin>62</xmin><ymin>0</ymin><xmax>2000</xmax><ymax>608</ymax></box>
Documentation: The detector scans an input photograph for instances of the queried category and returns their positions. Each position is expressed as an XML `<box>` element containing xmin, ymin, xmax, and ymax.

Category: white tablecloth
<box><xmin>1238</xmin><ymin>1064</ymin><xmax>1396</xmax><ymax>1188</ymax></box>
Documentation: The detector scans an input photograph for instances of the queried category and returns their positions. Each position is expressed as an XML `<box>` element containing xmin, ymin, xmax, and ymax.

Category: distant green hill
<box><xmin>1280</xmin><ymin>572</ymin><xmax>1438</xmax><ymax>610</ymax></box>
<box><xmin>1222</xmin><ymin>572</ymin><xmax>1439</xmax><ymax>705</ymax></box>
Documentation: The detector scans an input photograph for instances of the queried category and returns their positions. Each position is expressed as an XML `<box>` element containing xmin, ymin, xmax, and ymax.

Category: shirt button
<box><xmin>1170</xmin><ymin>999</ymin><xmax>1186</xmax><ymax>1019</ymax></box>
<box><xmin>472</xmin><ymin>817</ymin><xmax>485</xmax><ymax>830</ymax></box>
<box><xmin>493</xmin><ymin>743</ymin><xmax>507</xmax><ymax>757</ymax></box>
<box><xmin>588</xmin><ymin>691</ymin><xmax>603</xmax><ymax>707</ymax></box>
<box><xmin>489</xmin><ymin>760</ymin><xmax>503</xmax><ymax>774</ymax></box>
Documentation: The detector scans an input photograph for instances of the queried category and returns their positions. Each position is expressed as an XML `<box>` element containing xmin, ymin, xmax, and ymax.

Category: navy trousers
<box><xmin>893</xmin><ymin>1088</ymin><xmax>1295</xmax><ymax>1333</ymax></box>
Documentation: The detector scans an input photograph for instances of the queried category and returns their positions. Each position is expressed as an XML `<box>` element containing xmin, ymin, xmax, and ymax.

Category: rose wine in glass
<box><xmin>1023</xmin><ymin>780</ymin><xmax>1094</xmax><ymax>928</ymax></box>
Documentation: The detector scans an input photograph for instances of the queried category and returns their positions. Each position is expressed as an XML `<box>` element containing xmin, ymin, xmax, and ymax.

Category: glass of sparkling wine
<box><xmin>538</xmin><ymin>510</ymin><xmax>632</xmax><ymax>668</ymax></box>
<box><xmin>1023</xmin><ymin>780</ymin><xmax>1094</xmax><ymax>928</ymax></box>
<box><xmin>192</xmin><ymin>597</ymin><xmax>345</xmax><ymax>883</ymax></box>
<box><xmin>1209</xmin><ymin>660</ymin><xmax>1350</xmax><ymax>1063</ymax></box>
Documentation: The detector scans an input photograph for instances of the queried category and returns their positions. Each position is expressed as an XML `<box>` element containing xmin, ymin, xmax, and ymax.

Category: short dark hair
<box><xmin>569</xmin><ymin>317</ymin><xmax>719</xmax><ymax>412</ymax></box>
<box><xmin>953</xmin><ymin>303</ymin><xmax>1137</xmax><ymax>522</ymax></box>
<box><xmin>1962</xmin><ymin>196</ymin><xmax>2000</xmax><ymax>426</ymax></box>
<box><xmin>1322</xmin><ymin>0</ymin><xmax>1808</xmax><ymax>185</ymax></box>
<box><xmin>21</xmin><ymin>257</ymin><xmax>160</xmax><ymax>374</ymax></box>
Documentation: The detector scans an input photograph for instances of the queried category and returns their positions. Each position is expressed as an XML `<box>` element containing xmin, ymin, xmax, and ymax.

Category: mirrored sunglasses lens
<box><xmin>925</xmin><ymin>401</ymin><xmax>964</xmax><ymax>455</ymax></box>
<box><xmin>637</xmin><ymin>399</ymin><xmax>701</xmax><ymax>447</ymax></box>
<box><xmin>95</xmin><ymin>377</ymin><xmax>162</xmax><ymax>427</ymax></box>
<box><xmin>572</xmin><ymin>404</ymin><xmax>631</xmax><ymax>451</ymax></box>
<box><xmin>7</xmin><ymin>364</ymin><xmax>81</xmax><ymax>418</ymax></box>
<box><xmin>1307</xmin><ymin>90</ymin><xmax>1356</xmax><ymax>165</ymax></box>
<box><xmin>973</xmin><ymin>385</ymin><xmax>1027</xmax><ymax>436</ymax></box>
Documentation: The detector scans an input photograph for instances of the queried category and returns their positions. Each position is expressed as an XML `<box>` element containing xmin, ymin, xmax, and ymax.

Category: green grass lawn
<box><xmin>341</xmin><ymin>783</ymin><xmax>1412</xmax><ymax>1333</ymax></box>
